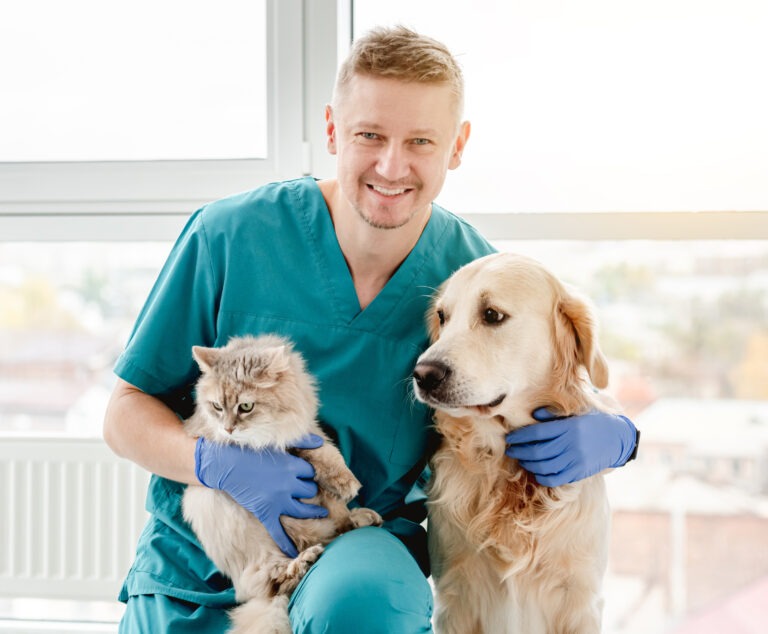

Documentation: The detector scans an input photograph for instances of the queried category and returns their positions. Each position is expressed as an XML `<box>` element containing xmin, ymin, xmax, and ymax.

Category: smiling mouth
<box><xmin>367</xmin><ymin>183</ymin><xmax>411</xmax><ymax>197</ymax></box>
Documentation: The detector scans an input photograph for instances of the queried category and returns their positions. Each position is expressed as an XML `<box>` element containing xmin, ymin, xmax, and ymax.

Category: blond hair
<box><xmin>333</xmin><ymin>25</ymin><xmax>465</xmax><ymax>118</ymax></box>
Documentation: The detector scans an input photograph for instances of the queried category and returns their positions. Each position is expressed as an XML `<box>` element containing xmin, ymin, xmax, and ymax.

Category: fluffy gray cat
<box><xmin>182</xmin><ymin>334</ymin><xmax>381</xmax><ymax>634</ymax></box>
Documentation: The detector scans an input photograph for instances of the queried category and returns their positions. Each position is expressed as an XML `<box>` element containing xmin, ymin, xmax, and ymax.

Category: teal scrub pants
<box><xmin>119</xmin><ymin>527</ymin><xmax>434</xmax><ymax>633</ymax></box>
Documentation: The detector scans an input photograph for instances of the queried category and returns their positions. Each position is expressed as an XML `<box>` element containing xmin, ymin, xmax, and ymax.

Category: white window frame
<box><xmin>465</xmin><ymin>210</ymin><xmax>768</xmax><ymax>241</ymax></box>
<box><xmin>0</xmin><ymin>0</ymin><xmax>341</xmax><ymax>241</ymax></box>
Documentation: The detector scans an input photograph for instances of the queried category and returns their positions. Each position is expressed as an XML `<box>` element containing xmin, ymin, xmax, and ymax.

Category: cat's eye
<box><xmin>238</xmin><ymin>402</ymin><xmax>254</xmax><ymax>413</ymax></box>
<box><xmin>211</xmin><ymin>402</ymin><xmax>223</xmax><ymax>411</ymax></box>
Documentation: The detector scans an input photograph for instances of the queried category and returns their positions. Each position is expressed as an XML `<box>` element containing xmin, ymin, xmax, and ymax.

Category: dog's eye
<box><xmin>483</xmin><ymin>308</ymin><xmax>506</xmax><ymax>325</ymax></box>
<box><xmin>437</xmin><ymin>309</ymin><xmax>445</xmax><ymax>326</ymax></box>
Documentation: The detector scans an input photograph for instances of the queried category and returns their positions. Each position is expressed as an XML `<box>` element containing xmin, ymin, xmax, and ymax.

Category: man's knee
<box><xmin>289</xmin><ymin>527</ymin><xmax>433</xmax><ymax>633</ymax></box>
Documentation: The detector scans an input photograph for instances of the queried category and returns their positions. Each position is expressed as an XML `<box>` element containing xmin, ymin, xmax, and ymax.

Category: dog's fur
<box><xmin>413</xmin><ymin>253</ymin><xmax>612</xmax><ymax>634</ymax></box>
<box><xmin>182</xmin><ymin>335</ymin><xmax>381</xmax><ymax>634</ymax></box>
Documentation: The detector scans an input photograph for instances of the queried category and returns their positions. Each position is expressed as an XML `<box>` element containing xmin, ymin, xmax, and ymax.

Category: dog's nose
<box><xmin>413</xmin><ymin>361</ymin><xmax>451</xmax><ymax>393</ymax></box>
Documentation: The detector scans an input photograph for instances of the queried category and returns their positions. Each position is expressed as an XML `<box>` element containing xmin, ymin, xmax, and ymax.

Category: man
<box><xmin>104</xmin><ymin>26</ymin><xmax>638</xmax><ymax>633</ymax></box>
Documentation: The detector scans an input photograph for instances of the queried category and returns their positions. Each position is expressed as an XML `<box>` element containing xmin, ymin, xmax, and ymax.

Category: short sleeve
<box><xmin>114</xmin><ymin>209</ymin><xmax>219</xmax><ymax>400</ymax></box>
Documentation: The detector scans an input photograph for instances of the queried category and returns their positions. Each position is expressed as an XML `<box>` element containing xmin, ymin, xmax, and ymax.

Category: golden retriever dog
<box><xmin>413</xmin><ymin>252</ymin><xmax>612</xmax><ymax>634</ymax></box>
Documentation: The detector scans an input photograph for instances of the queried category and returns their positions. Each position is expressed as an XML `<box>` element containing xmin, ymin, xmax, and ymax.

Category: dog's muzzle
<box><xmin>413</xmin><ymin>358</ymin><xmax>507</xmax><ymax>412</ymax></box>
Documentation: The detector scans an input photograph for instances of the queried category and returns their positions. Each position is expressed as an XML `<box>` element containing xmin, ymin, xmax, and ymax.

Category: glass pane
<box><xmin>353</xmin><ymin>0</ymin><xmax>768</xmax><ymax>213</ymax></box>
<box><xmin>0</xmin><ymin>0</ymin><xmax>267</xmax><ymax>161</ymax></box>
<box><xmin>0</xmin><ymin>242</ymin><xmax>171</xmax><ymax>435</ymax></box>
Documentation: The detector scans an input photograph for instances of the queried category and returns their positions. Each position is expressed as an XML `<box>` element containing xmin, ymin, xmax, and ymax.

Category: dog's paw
<box><xmin>349</xmin><ymin>507</ymin><xmax>383</xmax><ymax>528</ymax></box>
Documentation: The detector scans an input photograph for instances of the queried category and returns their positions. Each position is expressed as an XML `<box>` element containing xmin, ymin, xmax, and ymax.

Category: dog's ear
<box><xmin>426</xmin><ymin>301</ymin><xmax>441</xmax><ymax>343</ymax></box>
<box><xmin>554</xmin><ymin>292</ymin><xmax>609</xmax><ymax>389</ymax></box>
<box><xmin>425</xmin><ymin>285</ymin><xmax>447</xmax><ymax>343</ymax></box>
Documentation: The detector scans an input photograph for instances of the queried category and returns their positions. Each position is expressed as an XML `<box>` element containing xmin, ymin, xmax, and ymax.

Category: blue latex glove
<box><xmin>195</xmin><ymin>433</ymin><xmax>328</xmax><ymax>557</ymax></box>
<box><xmin>504</xmin><ymin>409</ymin><xmax>638</xmax><ymax>487</ymax></box>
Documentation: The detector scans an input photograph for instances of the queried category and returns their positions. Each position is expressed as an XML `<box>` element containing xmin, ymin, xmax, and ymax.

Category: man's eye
<box><xmin>412</xmin><ymin>138</ymin><xmax>430</xmax><ymax>145</ymax></box>
<box><xmin>483</xmin><ymin>308</ymin><xmax>506</xmax><ymax>325</ymax></box>
<box><xmin>360</xmin><ymin>132</ymin><xmax>379</xmax><ymax>140</ymax></box>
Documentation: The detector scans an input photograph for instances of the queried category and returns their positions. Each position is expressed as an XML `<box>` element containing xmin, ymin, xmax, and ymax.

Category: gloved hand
<box><xmin>504</xmin><ymin>409</ymin><xmax>638</xmax><ymax>487</ymax></box>
<box><xmin>195</xmin><ymin>433</ymin><xmax>328</xmax><ymax>558</ymax></box>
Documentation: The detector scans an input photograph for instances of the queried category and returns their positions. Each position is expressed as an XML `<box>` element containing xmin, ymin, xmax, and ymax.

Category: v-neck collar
<box><xmin>297</xmin><ymin>178</ymin><xmax>448</xmax><ymax>331</ymax></box>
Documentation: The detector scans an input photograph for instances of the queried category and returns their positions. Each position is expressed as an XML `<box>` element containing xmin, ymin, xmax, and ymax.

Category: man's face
<box><xmin>326</xmin><ymin>75</ymin><xmax>470</xmax><ymax>231</ymax></box>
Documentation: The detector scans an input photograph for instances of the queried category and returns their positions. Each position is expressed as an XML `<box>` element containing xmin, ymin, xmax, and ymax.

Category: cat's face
<box><xmin>191</xmin><ymin>335</ymin><xmax>318</xmax><ymax>447</ymax></box>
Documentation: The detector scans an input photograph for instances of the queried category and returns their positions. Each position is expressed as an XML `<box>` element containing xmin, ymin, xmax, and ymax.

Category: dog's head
<box><xmin>413</xmin><ymin>253</ymin><xmax>608</xmax><ymax>426</ymax></box>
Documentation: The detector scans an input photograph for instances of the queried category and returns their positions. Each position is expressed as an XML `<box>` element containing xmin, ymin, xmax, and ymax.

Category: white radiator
<box><xmin>0</xmin><ymin>437</ymin><xmax>150</xmax><ymax>602</ymax></box>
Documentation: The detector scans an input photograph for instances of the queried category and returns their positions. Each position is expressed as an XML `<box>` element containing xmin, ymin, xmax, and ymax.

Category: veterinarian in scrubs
<box><xmin>103</xmin><ymin>26</ymin><xmax>639</xmax><ymax>633</ymax></box>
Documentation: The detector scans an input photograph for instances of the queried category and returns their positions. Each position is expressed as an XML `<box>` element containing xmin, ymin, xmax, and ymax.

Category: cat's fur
<box><xmin>182</xmin><ymin>334</ymin><xmax>382</xmax><ymax>634</ymax></box>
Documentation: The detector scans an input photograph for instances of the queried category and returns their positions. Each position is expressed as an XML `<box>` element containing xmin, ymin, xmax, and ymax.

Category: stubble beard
<box><xmin>354</xmin><ymin>204</ymin><xmax>418</xmax><ymax>230</ymax></box>
<box><xmin>353</xmin><ymin>187</ymin><xmax>429</xmax><ymax>231</ymax></box>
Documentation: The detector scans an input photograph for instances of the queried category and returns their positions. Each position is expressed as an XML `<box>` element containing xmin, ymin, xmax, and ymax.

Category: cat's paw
<box><xmin>273</xmin><ymin>544</ymin><xmax>324</xmax><ymax>595</ymax></box>
<box><xmin>349</xmin><ymin>507</ymin><xmax>383</xmax><ymax>529</ymax></box>
<box><xmin>322</xmin><ymin>470</ymin><xmax>362</xmax><ymax>503</ymax></box>
<box><xmin>293</xmin><ymin>543</ymin><xmax>324</xmax><ymax>571</ymax></box>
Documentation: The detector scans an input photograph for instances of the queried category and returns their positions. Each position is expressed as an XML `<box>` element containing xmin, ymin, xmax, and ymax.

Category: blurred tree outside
<box><xmin>732</xmin><ymin>332</ymin><xmax>768</xmax><ymax>399</ymax></box>
<box><xmin>0</xmin><ymin>275</ymin><xmax>82</xmax><ymax>332</ymax></box>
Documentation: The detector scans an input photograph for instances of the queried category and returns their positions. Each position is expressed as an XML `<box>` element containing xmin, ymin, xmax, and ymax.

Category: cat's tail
<box><xmin>228</xmin><ymin>595</ymin><xmax>291</xmax><ymax>634</ymax></box>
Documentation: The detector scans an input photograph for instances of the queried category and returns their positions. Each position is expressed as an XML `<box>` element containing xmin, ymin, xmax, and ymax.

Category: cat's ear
<box><xmin>263</xmin><ymin>345</ymin><xmax>292</xmax><ymax>374</ymax></box>
<box><xmin>192</xmin><ymin>346</ymin><xmax>219</xmax><ymax>372</ymax></box>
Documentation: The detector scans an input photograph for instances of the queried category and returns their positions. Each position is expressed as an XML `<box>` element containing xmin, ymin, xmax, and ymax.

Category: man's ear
<box><xmin>448</xmin><ymin>120</ymin><xmax>471</xmax><ymax>170</ymax></box>
<box><xmin>325</xmin><ymin>104</ymin><xmax>337</xmax><ymax>155</ymax></box>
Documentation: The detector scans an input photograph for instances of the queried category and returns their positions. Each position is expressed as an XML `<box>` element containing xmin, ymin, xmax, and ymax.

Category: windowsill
<box><xmin>0</xmin><ymin>599</ymin><xmax>123</xmax><ymax>632</ymax></box>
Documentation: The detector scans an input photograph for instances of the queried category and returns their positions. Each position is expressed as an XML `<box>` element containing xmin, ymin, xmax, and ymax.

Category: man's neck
<box><xmin>318</xmin><ymin>179</ymin><xmax>430</xmax><ymax>310</ymax></box>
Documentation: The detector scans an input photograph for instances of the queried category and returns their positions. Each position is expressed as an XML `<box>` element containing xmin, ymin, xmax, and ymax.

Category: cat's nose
<box><xmin>224</xmin><ymin>423</ymin><xmax>235</xmax><ymax>434</ymax></box>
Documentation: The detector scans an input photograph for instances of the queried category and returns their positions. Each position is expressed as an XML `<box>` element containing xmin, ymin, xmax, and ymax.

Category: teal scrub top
<box><xmin>114</xmin><ymin>177</ymin><xmax>495</xmax><ymax>606</ymax></box>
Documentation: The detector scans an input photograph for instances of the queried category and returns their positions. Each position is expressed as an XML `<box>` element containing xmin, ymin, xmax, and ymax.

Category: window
<box><xmin>0</xmin><ymin>0</ymin><xmax>311</xmax><ymax>237</ymax></box>
<box><xmin>0</xmin><ymin>0</ymin><xmax>341</xmax><ymax>436</ymax></box>
<box><xmin>354</xmin><ymin>0</ymin><xmax>768</xmax><ymax>215</ymax></box>
<box><xmin>0</xmin><ymin>0</ymin><xmax>268</xmax><ymax>163</ymax></box>
<box><xmin>0</xmin><ymin>242</ymin><xmax>171</xmax><ymax>436</ymax></box>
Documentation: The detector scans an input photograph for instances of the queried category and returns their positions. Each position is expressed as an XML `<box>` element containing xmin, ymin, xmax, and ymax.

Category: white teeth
<box><xmin>371</xmin><ymin>185</ymin><xmax>407</xmax><ymax>196</ymax></box>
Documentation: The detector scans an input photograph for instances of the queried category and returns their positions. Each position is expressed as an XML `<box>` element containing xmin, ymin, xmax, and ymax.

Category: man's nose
<box><xmin>375</xmin><ymin>143</ymin><xmax>410</xmax><ymax>182</ymax></box>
